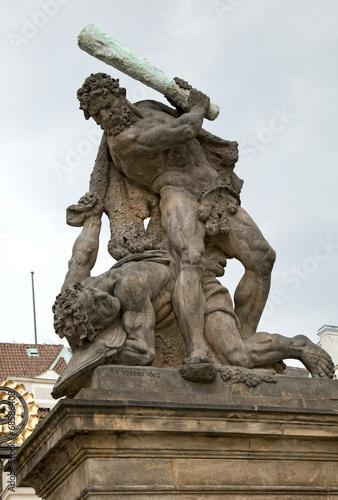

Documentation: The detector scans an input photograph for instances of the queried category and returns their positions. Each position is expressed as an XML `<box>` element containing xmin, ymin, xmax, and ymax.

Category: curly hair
<box><xmin>77</xmin><ymin>73</ymin><xmax>127</xmax><ymax>120</ymax></box>
<box><xmin>52</xmin><ymin>282</ymin><xmax>97</xmax><ymax>350</ymax></box>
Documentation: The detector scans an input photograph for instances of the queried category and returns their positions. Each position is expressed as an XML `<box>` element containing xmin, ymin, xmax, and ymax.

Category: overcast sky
<box><xmin>1</xmin><ymin>0</ymin><xmax>337</xmax><ymax>359</ymax></box>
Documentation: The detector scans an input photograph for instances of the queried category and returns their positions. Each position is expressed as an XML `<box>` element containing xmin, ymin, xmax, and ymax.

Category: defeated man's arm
<box><xmin>61</xmin><ymin>193</ymin><xmax>103</xmax><ymax>291</ymax></box>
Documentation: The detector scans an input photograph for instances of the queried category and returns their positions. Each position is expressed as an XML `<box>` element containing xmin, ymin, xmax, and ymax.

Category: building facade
<box><xmin>317</xmin><ymin>324</ymin><xmax>338</xmax><ymax>377</ymax></box>
<box><xmin>0</xmin><ymin>343</ymin><xmax>71</xmax><ymax>500</ymax></box>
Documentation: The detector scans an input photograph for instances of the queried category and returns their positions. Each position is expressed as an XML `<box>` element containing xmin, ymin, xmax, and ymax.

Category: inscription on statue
<box><xmin>114</xmin><ymin>369</ymin><xmax>160</xmax><ymax>379</ymax></box>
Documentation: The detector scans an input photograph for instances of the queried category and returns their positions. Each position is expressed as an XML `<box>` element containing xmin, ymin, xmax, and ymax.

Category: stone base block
<box><xmin>15</xmin><ymin>367</ymin><xmax>338</xmax><ymax>499</ymax></box>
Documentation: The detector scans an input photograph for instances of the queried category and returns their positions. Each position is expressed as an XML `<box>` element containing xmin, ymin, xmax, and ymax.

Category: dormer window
<box><xmin>27</xmin><ymin>347</ymin><xmax>39</xmax><ymax>357</ymax></box>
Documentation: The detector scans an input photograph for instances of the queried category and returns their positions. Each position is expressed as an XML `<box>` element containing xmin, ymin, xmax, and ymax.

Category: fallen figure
<box><xmin>51</xmin><ymin>193</ymin><xmax>334</xmax><ymax>398</ymax></box>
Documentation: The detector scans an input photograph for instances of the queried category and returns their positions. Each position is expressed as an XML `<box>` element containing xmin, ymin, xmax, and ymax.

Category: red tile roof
<box><xmin>53</xmin><ymin>357</ymin><xmax>68</xmax><ymax>376</ymax></box>
<box><xmin>0</xmin><ymin>343</ymin><xmax>68</xmax><ymax>382</ymax></box>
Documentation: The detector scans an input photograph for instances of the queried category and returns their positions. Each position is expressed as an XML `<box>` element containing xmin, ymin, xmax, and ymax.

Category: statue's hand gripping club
<box><xmin>78</xmin><ymin>24</ymin><xmax>220</xmax><ymax>121</ymax></box>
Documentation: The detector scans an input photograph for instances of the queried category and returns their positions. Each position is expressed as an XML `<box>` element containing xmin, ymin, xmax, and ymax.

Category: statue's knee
<box><xmin>118</xmin><ymin>274</ymin><xmax>147</xmax><ymax>307</ymax></box>
<box><xmin>226</xmin><ymin>346</ymin><xmax>250</xmax><ymax>367</ymax></box>
<box><xmin>180</xmin><ymin>249</ymin><xmax>206</xmax><ymax>274</ymax></box>
<box><xmin>124</xmin><ymin>341</ymin><xmax>155</xmax><ymax>366</ymax></box>
<box><xmin>143</xmin><ymin>347</ymin><xmax>155</xmax><ymax>366</ymax></box>
<box><xmin>131</xmin><ymin>347</ymin><xmax>155</xmax><ymax>366</ymax></box>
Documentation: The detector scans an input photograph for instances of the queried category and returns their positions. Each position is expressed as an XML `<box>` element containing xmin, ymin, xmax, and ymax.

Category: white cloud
<box><xmin>0</xmin><ymin>231</ymin><xmax>49</xmax><ymax>273</ymax></box>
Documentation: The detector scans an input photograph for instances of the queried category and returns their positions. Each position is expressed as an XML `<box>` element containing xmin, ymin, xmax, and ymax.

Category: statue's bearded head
<box><xmin>77</xmin><ymin>73</ymin><xmax>132</xmax><ymax>136</ymax></box>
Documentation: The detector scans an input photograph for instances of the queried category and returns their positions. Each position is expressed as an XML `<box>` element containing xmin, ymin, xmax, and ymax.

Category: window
<box><xmin>27</xmin><ymin>347</ymin><xmax>39</xmax><ymax>357</ymax></box>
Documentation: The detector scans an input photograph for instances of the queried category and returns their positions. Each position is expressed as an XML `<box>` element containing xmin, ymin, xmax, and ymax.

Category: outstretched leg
<box><xmin>205</xmin><ymin>310</ymin><xmax>334</xmax><ymax>378</ymax></box>
<box><xmin>214</xmin><ymin>206</ymin><xmax>276</xmax><ymax>339</ymax></box>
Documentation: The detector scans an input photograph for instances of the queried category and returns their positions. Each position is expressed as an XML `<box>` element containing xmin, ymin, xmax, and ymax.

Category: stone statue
<box><xmin>75</xmin><ymin>72</ymin><xmax>276</xmax><ymax>359</ymax></box>
<box><xmin>52</xmin><ymin>193</ymin><xmax>334</xmax><ymax>398</ymax></box>
<box><xmin>75</xmin><ymin>25</ymin><xmax>276</xmax><ymax>343</ymax></box>
<box><xmin>52</xmin><ymin>27</ymin><xmax>334</xmax><ymax>398</ymax></box>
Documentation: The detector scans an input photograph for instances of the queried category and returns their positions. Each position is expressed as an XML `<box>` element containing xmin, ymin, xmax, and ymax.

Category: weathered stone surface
<box><xmin>52</xmin><ymin>50</ymin><xmax>335</xmax><ymax>396</ymax></box>
<box><xmin>15</xmin><ymin>376</ymin><xmax>338</xmax><ymax>499</ymax></box>
<box><xmin>218</xmin><ymin>365</ymin><xmax>277</xmax><ymax>386</ymax></box>
<box><xmin>78</xmin><ymin>365</ymin><xmax>338</xmax><ymax>411</ymax></box>
<box><xmin>179</xmin><ymin>361</ymin><xmax>217</xmax><ymax>383</ymax></box>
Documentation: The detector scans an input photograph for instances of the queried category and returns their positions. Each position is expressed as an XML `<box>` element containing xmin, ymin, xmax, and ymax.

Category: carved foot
<box><xmin>183</xmin><ymin>350</ymin><xmax>210</xmax><ymax>365</ymax></box>
<box><xmin>295</xmin><ymin>335</ymin><xmax>335</xmax><ymax>378</ymax></box>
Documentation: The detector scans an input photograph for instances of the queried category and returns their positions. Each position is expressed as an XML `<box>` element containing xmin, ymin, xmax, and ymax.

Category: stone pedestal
<box><xmin>15</xmin><ymin>367</ymin><xmax>338</xmax><ymax>499</ymax></box>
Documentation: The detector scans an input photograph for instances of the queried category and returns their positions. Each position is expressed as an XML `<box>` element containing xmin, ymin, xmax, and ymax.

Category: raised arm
<box><xmin>61</xmin><ymin>193</ymin><xmax>104</xmax><ymax>291</ymax></box>
<box><xmin>129</xmin><ymin>89</ymin><xmax>210</xmax><ymax>154</ymax></box>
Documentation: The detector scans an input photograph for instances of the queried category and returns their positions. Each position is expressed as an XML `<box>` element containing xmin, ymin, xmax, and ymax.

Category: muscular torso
<box><xmin>107</xmin><ymin>101</ymin><xmax>219</xmax><ymax>196</ymax></box>
<box><xmin>84</xmin><ymin>259</ymin><xmax>175</xmax><ymax>323</ymax></box>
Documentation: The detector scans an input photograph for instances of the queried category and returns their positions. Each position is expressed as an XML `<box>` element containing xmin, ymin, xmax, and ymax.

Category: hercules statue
<box><xmin>51</xmin><ymin>27</ymin><xmax>334</xmax><ymax>397</ymax></box>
